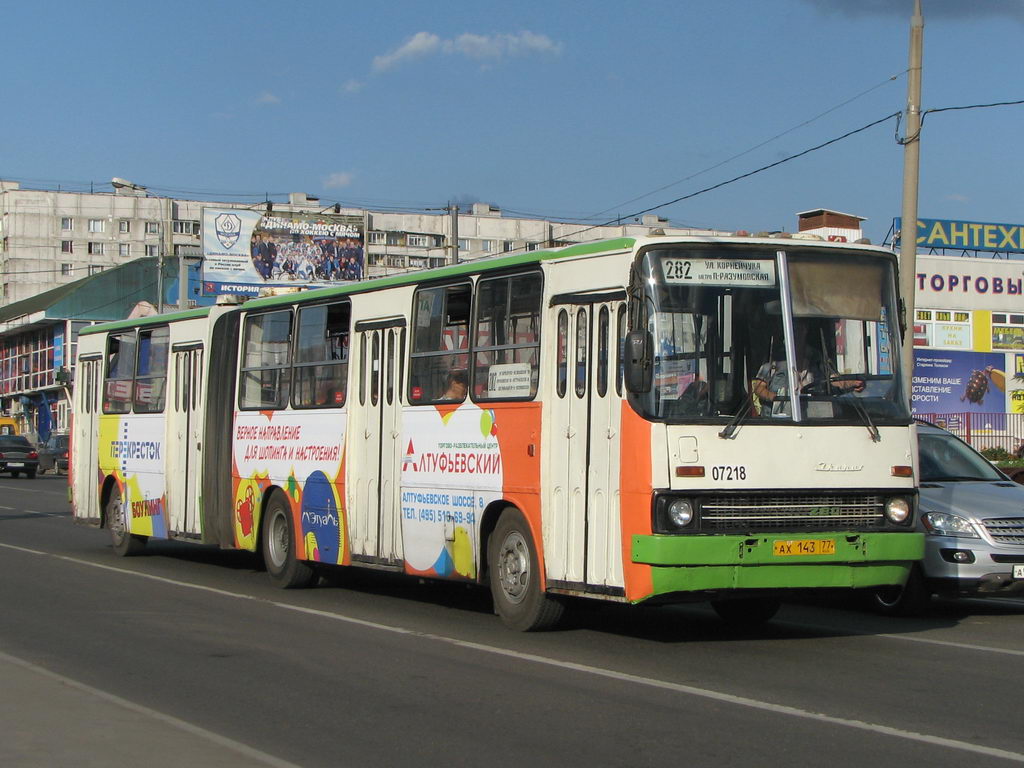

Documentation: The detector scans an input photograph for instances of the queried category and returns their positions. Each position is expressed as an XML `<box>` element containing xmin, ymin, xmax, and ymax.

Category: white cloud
<box><xmin>324</xmin><ymin>172</ymin><xmax>355</xmax><ymax>189</ymax></box>
<box><xmin>342</xmin><ymin>79</ymin><xmax>364</xmax><ymax>94</ymax></box>
<box><xmin>373</xmin><ymin>31</ymin><xmax>442</xmax><ymax>72</ymax></box>
<box><xmin>373</xmin><ymin>30</ymin><xmax>561</xmax><ymax>72</ymax></box>
<box><xmin>254</xmin><ymin>91</ymin><xmax>280</xmax><ymax>106</ymax></box>
<box><xmin>944</xmin><ymin>193</ymin><xmax>970</xmax><ymax>203</ymax></box>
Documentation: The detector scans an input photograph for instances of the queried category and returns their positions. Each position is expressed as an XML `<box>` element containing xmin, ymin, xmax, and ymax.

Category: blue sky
<box><xmin>3</xmin><ymin>0</ymin><xmax>1022</xmax><ymax>243</ymax></box>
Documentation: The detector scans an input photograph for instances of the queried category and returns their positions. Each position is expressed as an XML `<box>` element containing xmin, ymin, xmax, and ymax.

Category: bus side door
<box><xmin>350</xmin><ymin>320</ymin><xmax>405</xmax><ymax>564</ymax></box>
<box><xmin>548</xmin><ymin>297</ymin><xmax>625</xmax><ymax>592</ymax></box>
<box><xmin>169</xmin><ymin>344</ymin><xmax>203</xmax><ymax>536</ymax></box>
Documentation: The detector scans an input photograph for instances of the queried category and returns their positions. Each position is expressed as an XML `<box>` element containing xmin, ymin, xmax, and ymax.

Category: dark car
<box><xmin>0</xmin><ymin>435</ymin><xmax>39</xmax><ymax>478</ymax></box>
<box><xmin>38</xmin><ymin>434</ymin><xmax>69</xmax><ymax>474</ymax></box>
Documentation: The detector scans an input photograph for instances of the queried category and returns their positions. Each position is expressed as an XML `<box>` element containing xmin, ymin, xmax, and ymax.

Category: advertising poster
<box><xmin>912</xmin><ymin>349</ymin><xmax>1008</xmax><ymax>414</ymax></box>
<box><xmin>1010</xmin><ymin>354</ymin><xmax>1024</xmax><ymax>415</ymax></box>
<box><xmin>202</xmin><ymin>208</ymin><xmax>364</xmax><ymax>295</ymax></box>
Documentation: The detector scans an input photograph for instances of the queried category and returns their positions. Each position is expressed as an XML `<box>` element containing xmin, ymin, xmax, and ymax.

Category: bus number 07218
<box><xmin>712</xmin><ymin>465</ymin><xmax>747</xmax><ymax>481</ymax></box>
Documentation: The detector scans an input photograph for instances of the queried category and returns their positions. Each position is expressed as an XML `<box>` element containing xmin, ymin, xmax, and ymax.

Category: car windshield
<box><xmin>918</xmin><ymin>431</ymin><xmax>1003</xmax><ymax>482</ymax></box>
<box><xmin>0</xmin><ymin>437</ymin><xmax>32</xmax><ymax>450</ymax></box>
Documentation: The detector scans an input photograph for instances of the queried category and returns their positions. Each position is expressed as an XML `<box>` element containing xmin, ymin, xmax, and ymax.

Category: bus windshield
<box><xmin>628</xmin><ymin>245</ymin><xmax>910</xmax><ymax>425</ymax></box>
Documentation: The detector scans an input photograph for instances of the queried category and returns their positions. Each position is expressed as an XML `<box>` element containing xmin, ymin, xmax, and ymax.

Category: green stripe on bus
<box><xmin>631</xmin><ymin>532</ymin><xmax>924</xmax><ymax>566</ymax></box>
<box><xmin>643</xmin><ymin>562</ymin><xmax>914</xmax><ymax>597</ymax></box>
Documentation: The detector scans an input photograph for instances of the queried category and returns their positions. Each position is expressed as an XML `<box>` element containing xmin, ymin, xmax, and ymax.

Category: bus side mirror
<box><xmin>625</xmin><ymin>330</ymin><xmax>652</xmax><ymax>393</ymax></box>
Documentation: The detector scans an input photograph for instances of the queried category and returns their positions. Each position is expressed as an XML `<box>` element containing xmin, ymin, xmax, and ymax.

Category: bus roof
<box><xmin>80</xmin><ymin>234</ymin><xmax>897</xmax><ymax>335</ymax></box>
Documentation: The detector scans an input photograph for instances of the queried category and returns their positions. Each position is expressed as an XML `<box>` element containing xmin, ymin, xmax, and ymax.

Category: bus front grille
<box><xmin>699</xmin><ymin>494</ymin><xmax>886</xmax><ymax>532</ymax></box>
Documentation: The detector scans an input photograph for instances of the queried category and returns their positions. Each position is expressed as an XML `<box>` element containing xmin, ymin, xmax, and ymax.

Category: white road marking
<box><xmin>3</xmin><ymin>540</ymin><xmax>1024</xmax><ymax>764</ymax></box>
<box><xmin>0</xmin><ymin>648</ymin><xmax>303</xmax><ymax>768</ymax></box>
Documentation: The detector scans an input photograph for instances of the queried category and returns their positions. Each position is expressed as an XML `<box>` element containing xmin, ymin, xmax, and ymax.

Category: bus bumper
<box><xmin>630</xmin><ymin>532</ymin><xmax>925</xmax><ymax>599</ymax></box>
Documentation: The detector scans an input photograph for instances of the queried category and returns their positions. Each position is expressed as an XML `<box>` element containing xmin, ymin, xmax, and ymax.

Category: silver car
<box><xmin>873</xmin><ymin>422</ymin><xmax>1024</xmax><ymax>614</ymax></box>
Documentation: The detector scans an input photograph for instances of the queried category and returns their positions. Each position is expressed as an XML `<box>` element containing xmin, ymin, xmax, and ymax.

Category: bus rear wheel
<box><xmin>107</xmin><ymin>485</ymin><xmax>145</xmax><ymax>556</ymax></box>
<box><xmin>488</xmin><ymin>509</ymin><xmax>563</xmax><ymax>631</ymax></box>
<box><xmin>261</xmin><ymin>492</ymin><xmax>317</xmax><ymax>588</ymax></box>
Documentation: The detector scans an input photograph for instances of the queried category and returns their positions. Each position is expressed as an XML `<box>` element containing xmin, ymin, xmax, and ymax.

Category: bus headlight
<box><xmin>667</xmin><ymin>499</ymin><xmax>695</xmax><ymax>528</ymax></box>
<box><xmin>884</xmin><ymin>497</ymin><xmax>911</xmax><ymax>525</ymax></box>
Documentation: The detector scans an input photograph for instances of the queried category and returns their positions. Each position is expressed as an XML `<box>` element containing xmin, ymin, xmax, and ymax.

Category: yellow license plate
<box><xmin>773</xmin><ymin>539</ymin><xmax>836</xmax><ymax>556</ymax></box>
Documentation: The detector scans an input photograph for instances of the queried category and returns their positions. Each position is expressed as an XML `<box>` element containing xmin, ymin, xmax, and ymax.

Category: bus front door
<box><xmin>351</xmin><ymin>322</ymin><xmax>405</xmax><ymax>565</ymax></box>
<box><xmin>549</xmin><ymin>299</ymin><xmax>625</xmax><ymax>592</ymax></box>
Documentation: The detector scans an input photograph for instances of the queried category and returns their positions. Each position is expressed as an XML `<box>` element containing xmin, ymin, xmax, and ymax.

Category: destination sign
<box><xmin>662</xmin><ymin>257</ymin><xmax>776</xmax><ymax>287</ymax></box>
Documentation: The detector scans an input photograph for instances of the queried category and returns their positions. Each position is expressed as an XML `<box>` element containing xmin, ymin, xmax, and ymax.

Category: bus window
<box><xmin>409</xmin><ymin>283</ymin><xmax>470</xmax><ymax>403</ymax></box>
<box><xmin>597</xmin><ymin>306</ymin><xmax>609</xmax><ymax>397</ymax></box>
<box><xmin>239</xmin><ymin>310</ymin><xmax>293</xmax><ymax>409</ymax></box>
<box><xmin>473</xmin><ymin>272</ymin><xmax>541</xmax><ymax>400</ymax></box>
<box><xmin>556</xmin><ymin>309</ymin><xmax>568</xmax><ymax>399</ymax></box>
<box><xmin>103</xmin><ymin>332</ymin><xmax>136</xmax><ymax>414</ymax></box>
<box><xmin>134</xmin><ymin>326</ymin><xmax>169</xmax><ymax>413</ymax></box>
<box><xmin>574</xmin><ymin>307</ymin><xmax>588</xmax><ymax>398</ymax></box>
<box><xmin>293</xmin><ymin>301</ymin><xmax>349</xmax><ymax>408</ymax></box>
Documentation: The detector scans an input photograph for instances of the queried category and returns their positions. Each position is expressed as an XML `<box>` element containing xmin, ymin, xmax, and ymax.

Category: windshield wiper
<box><xmin>719</xmin><ymin>391</ymin><xmax>754</xmax><ymax>439</ymax></box>
<box><xmin>846</xmin><ymin>391</ymin><xmax>880</xmax><ymax>442</ymax></box>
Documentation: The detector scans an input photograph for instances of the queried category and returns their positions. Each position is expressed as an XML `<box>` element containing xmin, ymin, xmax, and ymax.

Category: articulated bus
<box><xmin>72</xmin><ymin>234</ymin><xmax>924</xmax><ymax>630</ymax></box>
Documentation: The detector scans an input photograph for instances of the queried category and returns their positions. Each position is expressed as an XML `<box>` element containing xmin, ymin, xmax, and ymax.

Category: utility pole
<box><xmin>448</xmin><ymin>203</ymin><xmax>459</xmax><ymax>266</ymax></box>
<box><xmin>899</xmin><ymin>0</ymin><xmax>924</xmax><ymax>395</ymax></box>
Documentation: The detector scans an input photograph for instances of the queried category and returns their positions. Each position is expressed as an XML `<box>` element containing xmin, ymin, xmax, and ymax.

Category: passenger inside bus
<box><xmin>440</xmin><ymin>369</ymin><xmax>468</xmax><ymax>401</ymax></box>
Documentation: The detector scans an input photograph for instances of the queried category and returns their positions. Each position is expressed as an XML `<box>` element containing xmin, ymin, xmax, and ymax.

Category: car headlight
<box><xmin>667</xmin><ymin>499</ymin><xmax>695</xmax><ymax>528</ymax></box>
<box><xmin>884</xmin><ymin>497</ymin><xmax>912</xmax><ymax>525</ymax></box>
<box><xmin>922</xmin><ymin>511</ymin><xmax>979</xmax><ymax>538</ymax></box>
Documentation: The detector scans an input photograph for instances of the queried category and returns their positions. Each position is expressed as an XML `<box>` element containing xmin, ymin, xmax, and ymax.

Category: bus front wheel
<box><xmin>488</xmin><ymin>509</ymin><xmax>564</xmax><ymax>631</ymax></box>
<box><xmin>107</xmin><ymin>486</ymin><xmax>145</xmax><ymax>556</ymax></box>
<box><xmin>261</xmin><ymin>492</ymin><xmax>318</xmax><ymax>589</ymax></box>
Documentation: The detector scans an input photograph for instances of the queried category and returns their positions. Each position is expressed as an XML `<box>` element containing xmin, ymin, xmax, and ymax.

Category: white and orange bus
<box><xmin>72</xmin><ymin>234</ymin><xmax>923</xmax><ymax>630</ymax></box>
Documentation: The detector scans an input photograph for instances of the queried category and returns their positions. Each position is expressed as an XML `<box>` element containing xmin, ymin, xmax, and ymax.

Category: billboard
<box><xmin>895</xmin><ymin>217</ymin><xmax>1024</xmax><ymax>253</ymax></box>
<box><xmin>912</xmin><ymin>349</ymin><xmax>1008</xmax><ymax>414</ymax></box>
<box><xmin>202</xmin><ymin>208</ymin><xmax>364</xmax><ymax>296</ymax></box>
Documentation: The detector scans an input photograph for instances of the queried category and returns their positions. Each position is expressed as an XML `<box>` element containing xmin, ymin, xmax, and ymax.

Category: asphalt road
<box><xmin>2</xmin><ymin>474</ymin><xmax>1024</xmax><ymax>767</ymax></box>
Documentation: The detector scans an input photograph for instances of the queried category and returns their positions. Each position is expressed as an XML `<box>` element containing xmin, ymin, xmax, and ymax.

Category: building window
<box><xmin>87</xmin><ymin>242</ymin><xmax>105</xmax><ymax>255</ymax></box>
<box><xmin>914</xmin><ymin>309</ymin><xmax>972</xmax><ymax>349</ymax></box>
<box><xmin>61</xmin><ymin>264</ymin><xmax>73</xmax><ymax>276</ymax></box>
<box><xmin>119</xmin><ymin>220</ymin><xmax>131</xmax><ymax>233</ymax></box>
<box><xmin>503</xmin><ymin>240</ymin><xmax>515</xmax><ymax>252</ymax></box>
<box><xmin>61</xmin><ymin>240</ymin><xmax>73</xmax><ymax>254</ymax></box>
<box><xmin>481</xmin><ymin>240</ymin><xmax>495</xmax><ymax>253</ymax></box>
<box><xmin>992</xmin><ymin>312</ymin><xmax>1024</xmax><ymax>350</ymax></box>
<box><xmin>119</xmin><ymin>243</ymin><xmax>131</xmax><ymax>257</ymax></box>
<box><xmin>172</xmin><ymin>220</ymin><xmax>199</xmax><ymax>235</ymax></box>
<box><xmin>145</xmin><ymin>221</ymin><xmax>160</xmax><ymax>234</ymax></box>
<box><xmin>88</xmin><ymin>219</ymin><xmax>105</xmax><ymax>233</ymax></box>
<box><xmin>61</xmin><ymin>217</ymin><xmax>74</xmax><ymax>231</ymax></box>
<box><xmin>145</xmin><ymin>245</ymin><xmax>158</xmax><ymax>257</ymax></box>
<box><xmin>367</xmin><ymin>231</ymin><xmax>385</xmax><ymax>245</ymax></box>
<box><xmin>88</xmin><ymin>265</ymin><xmax>104</xmax><ymax>275</ymax></box>
<box><xmin>407</xmin><ymin>234</ymin><xmax>429</xmax><ymax>248</ymax></box>
<box><xmin>457</xmin><ymin>238</ymin><xmax>470</xmax><ymax>252</ymax></box>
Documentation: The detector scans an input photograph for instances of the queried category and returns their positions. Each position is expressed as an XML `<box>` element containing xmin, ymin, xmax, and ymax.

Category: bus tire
<box><xmin>711</xmin><ymin>596</ymin><xmax>781</xmax><ymax>627</ymax></box>
<box><xmin>107</xmin><ymin>485</ymin><xmax>145</xmax><ymax>556</ymax></box>
<box><xmin>261</xmin><ymin>492</ymin><xmax>317</xmax><ymax>589</ymax></box>
<box><xmin>488</xmin><ymin>509</ymin><xmax>563</xmax><ymax>631</ymax></box>
<box><xmin>870</xmin><ymin>564</ymin><xmax>931</xmax><ymax>616</ymax></box>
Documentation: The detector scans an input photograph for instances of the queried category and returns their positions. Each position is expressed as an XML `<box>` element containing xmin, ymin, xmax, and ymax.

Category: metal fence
<box><xmin>916</xmin><ymin>412</ymin><xmax>1024</xmax><ymax>455</ymax></box>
